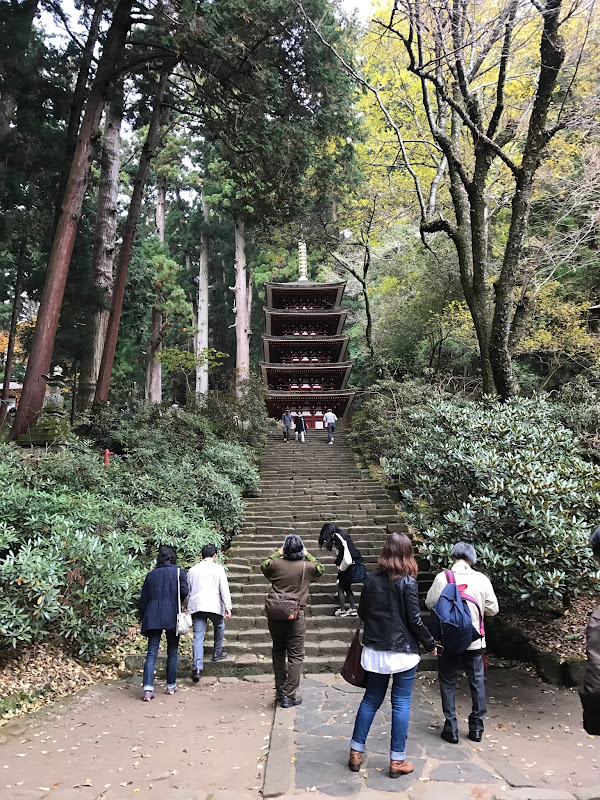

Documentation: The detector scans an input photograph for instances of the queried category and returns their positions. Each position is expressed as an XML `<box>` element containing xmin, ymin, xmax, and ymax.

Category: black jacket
<box><xmin>580</xmin><ymin>604</ymin><xmax>600</xmax><ymax>735</ymax></box>
<box><xmin>359</xmin><ymin>572</ymin><xmax>435</xmax><ymax>654</ymax></box>
<box><xmin>139</xmin><ymin>563</ymin><xmax>188</xmax><ymax>635</ymax></box>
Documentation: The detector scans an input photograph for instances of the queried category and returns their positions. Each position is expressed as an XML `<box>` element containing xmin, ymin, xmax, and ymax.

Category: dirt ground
<box><xmin>0</xmin><ymin>676</ymin><xmax>274</xmax><ymax>799</ymax></box>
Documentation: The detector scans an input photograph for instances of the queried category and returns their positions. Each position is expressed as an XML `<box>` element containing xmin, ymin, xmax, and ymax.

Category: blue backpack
<box><xmin>429</xmin><ymin>571</ymin><xmax>483</xmax><ymax>654</ymax></box>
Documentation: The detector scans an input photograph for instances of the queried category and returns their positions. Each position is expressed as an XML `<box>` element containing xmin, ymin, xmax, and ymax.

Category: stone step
<box><xmin>243</xmin><ymin>503</ymin><xmax>393</xmax><ymax>513</ymax></box>
<box><xmin>124</xmin><ymin>652</ymin><xmax>437</xmax><ymax>679</ymax></box>
<box><xmin>156</xmin><ymin>426</ymin><xmax>420</xmax><ymax>679</ymax></box>
<box><xmin>225</xmin><ymin>558</ymin><xmax>431</xmax><ymax>584</ymax></box>
<box><xmin>239</xmin><ymin>521</ymin><xmax>405</xmax><ymax>532</ymax></box>
<box><xmin>225</xmin><ymin>607</ymin><xmax>432</xmax><ymax>630</ymax></box>
<box><xmin>225</xmin><ymin>598</ymin><xmax>432</xmax><ymax>625</ymax></box>
<box><xmin>228</xmin><ymin>578</ymin><xmax>435</xmax><ymax>605</ymax></box>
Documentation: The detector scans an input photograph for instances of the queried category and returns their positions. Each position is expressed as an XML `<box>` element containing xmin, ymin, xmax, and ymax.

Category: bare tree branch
<box><xmin>294</xmin><ymin>0</ymin><xmax>428</xmax><ymax>219</ymax></box>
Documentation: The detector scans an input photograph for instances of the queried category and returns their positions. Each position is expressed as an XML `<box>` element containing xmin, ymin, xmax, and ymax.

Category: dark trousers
<box><xmin>143</xmin><ymin>629</ymin><xmax>179</xmax><ymax>690</ymax></box>
<box><xmin>438</xmin><ymin>649</ymin><xmax>486</xmax><ymax>734</ymax></box>
<box><xmin>268</xmin><ymin>611</ymin><xmax>305</xmax><ymax>698</ymax></box>
<box><xmin>327</xmin><ymin>424</ymin><xmax>335</xmax><ymax>443</ymax></box>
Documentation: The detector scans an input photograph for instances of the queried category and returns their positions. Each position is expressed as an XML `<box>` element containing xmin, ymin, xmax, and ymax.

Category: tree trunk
<box><xmin>195</xmin><ymin>193</ymin><xmax>210</xmax><ymax>397</ymax></box>
<box><xmin>233</xmin><ymin>215</ymin><xmax>251</xmax><ymax>396</ymax></box>
<box><xmin>95</xmin><ymin>67</ymin><xmax>170</xmax><ymax>405</ymax></box>
<box><xmin>145</xmin><ymin>177</ymin><xmax>167</xmax><ymax>404</ymax></box>
<box><xmin>145</xmin><ymin>307</ymin><xmax>162</xmax><ymax>403</ymax></box>
<box><xmin>77</xmin><ymin>89</ymin><xmax>123</xmax><ymax>411</ymax></box>
<box><xmin>0</xmin><ymin>257</ymin><xmax>24</xmax><ymax>431</ymax></box>
<box><xmin>0</xmin><ymin>0</ymin><xmax>39</xmax><ymax>140</ymax></box>
<box><xmin>53</xmin><ymin>0</ymin><xmax>107</xmax><ymax>228</ymax></box>
<box><xmin>155</xmin><ymin>177</ymin><xmax>166</xmax><ymax>241</ymax></box>
<box><xmin>8</xmin><ymin>0</ymin><xmax>133</xmax><ymax>441</ymax></box>
<box><xmin>488</xmin><ymin>0</ymin><xmax>565</xmax><ymax>399</ymax></box>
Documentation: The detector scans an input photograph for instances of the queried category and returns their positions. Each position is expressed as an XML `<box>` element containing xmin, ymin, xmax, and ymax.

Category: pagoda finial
<box><xmin>298</xmin><ymin>240</ymin><xmax>308</xmax><ymax>282</ymax></box>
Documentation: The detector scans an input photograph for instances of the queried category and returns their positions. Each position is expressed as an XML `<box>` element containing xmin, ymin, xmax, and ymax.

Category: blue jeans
<box><xmin>350</xmin><ymin>667</ymin><xmax>417</xmax><ymax>761</ymax></box>
<box><xmin>192</xmin><ymin>611</ymin><xmax>225</xmax><ymax>671</ymax></box>
<box><xmin>327</xmin><ymin>424</ymin><xmax>335</xmax><ymax>443</ymax></box>
<box><xmin>143</xmin><ymin>629</ymin><xmax>179</xmax><ymax>690</ymax></box>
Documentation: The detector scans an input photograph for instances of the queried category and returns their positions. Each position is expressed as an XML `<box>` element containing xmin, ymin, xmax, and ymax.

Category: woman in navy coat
<box><xmin>139</xmin><ymin>545</ymin><xmax>188</xmax><ymax>701</ymax></box>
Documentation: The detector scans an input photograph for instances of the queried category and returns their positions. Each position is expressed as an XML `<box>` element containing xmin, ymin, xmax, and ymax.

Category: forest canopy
<box><xmin>1</xmin><ymin>0</ymin><xmax>599</xmax><ymax>424</ymax></box>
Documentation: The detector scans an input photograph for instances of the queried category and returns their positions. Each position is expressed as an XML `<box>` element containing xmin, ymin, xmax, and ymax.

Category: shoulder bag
<box><xmin>176</xmin><ymin>568</ymin><xmax>192</xmax><ymax>636</ymax></box>
<box><xmin>341</xmin><ymin>627</ymin><xmax>367</xmax><ymax>688</ymax></box>
<box><xmin>265</xmin><ymin>561</ymin><xmax>306</xmax><ymax>621</ymax></box>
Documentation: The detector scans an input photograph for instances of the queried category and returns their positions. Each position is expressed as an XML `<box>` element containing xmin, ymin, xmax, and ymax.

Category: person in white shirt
<box><xmin>425</xmin><ymin>542</ymin><xmax>499</xmax><ymax>744</ymax></box>
<box><xmin>187</xmin><ymin>544</ymin><xmax>232</xmax><ymax>681</ymax></box>
<box><xmin>323</xmin><ymin>409</ymin><xmax>338</xmax><ymax>444</ymax></box>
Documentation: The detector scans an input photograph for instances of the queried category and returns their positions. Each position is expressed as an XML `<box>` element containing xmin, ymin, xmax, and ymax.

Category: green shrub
<box><xmin>353</xmin><ymin>387</ymin><xmax>600</xmax><ymax>607</ymax></box>
<box><xmin>0</xmin><ymin>396</ymin><xmax>262</xmax><ymax>657</ymax></box>
<box><xmin>0</xmin><ymin>480</ymin><xmax>221</xmax><ymax>656</ymax></box>
<box><xmin>349</xmin><ymin>378</ymin><xmax>444</xmax><ymax>459</ymax></box>
<box><xmin>553</xmin><ymin>376</ymin><xmax>600</xmax><ymax>450</ymax></box>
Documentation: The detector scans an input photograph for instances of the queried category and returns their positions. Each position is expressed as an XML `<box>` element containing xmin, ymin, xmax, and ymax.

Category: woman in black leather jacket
<box><xmin>580</xmin><ymin>526</ymin><xmax>600</xmax><ymax>735</ymax></box>
<box><xmin>348</xmin><ymin>533</ymin><xmax>436</xmax><ymax>779</ymax></box>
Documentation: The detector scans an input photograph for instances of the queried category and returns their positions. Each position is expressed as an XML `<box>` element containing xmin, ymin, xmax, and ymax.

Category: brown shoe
<box><xmin>348</xmin><ymin>748</ymin><xmax>363</xmax><ymax>772</ymax></box>
<box><xmin>389</xmin><ymin>759</ymin><xmax>414</xmax><ymax>778</ymax></box>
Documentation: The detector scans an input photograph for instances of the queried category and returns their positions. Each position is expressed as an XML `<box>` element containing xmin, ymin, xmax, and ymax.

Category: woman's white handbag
<box><xmin>176</xmin><ymin>568</ymin><xmax>192</xmax><ymax>636</ymax></box>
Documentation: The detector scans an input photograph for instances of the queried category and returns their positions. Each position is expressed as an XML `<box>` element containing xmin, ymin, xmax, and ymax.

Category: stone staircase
<box><xmin>197</xmin><ymin>428</ymin><xmax>436</xmax><ymax>676</ymax></box>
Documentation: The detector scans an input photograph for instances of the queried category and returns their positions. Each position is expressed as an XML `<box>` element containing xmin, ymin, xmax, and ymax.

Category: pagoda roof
<box><xmin>264</xmin><ymin>308</ymin><xmax>347</xmax><ymax>337</ymax></box>
<box><xmin>265</xmin><ymin>281</ymin><xmax>346</xmax><ymax>309</ymax></box>
<box><xmin>260</xmin><ymin>361</ymin><xmax>353</xmax><ymax>390</ymax></box>
<box><xmin>262</xmin><ymin>335</ymin><xmax>350</xmax><ymax>364</ymax></box>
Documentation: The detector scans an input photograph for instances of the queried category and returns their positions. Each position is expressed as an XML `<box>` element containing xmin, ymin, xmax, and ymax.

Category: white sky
<box><xmin>341</xmin><ymin>0</ymin><xmax>374</xmax><ymax>21</ymax></box>
<box><xmin>40</xmin><ymin>0</ymin><xmax>375</xmax><ymax>41</ymax></box>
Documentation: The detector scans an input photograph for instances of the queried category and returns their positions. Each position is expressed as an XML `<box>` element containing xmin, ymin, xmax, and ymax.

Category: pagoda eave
<box><xmin>265</xmin><ymin>281</ymin><xmax>346</xmax><ymax>309</ymax></box>
<box><xmin>260</xmin><ymin>361</ymin><xmax>353</xmax><ymax>390</ymax></box>
<box><xmin>264</xmin><ymin>309</ymin><xmax>347</xmax><ymax>337</ymax></box>
<box><xmin>261</xmin><ymin>335</ymin><xmax>350</xmax><ymax>364</ymax></box>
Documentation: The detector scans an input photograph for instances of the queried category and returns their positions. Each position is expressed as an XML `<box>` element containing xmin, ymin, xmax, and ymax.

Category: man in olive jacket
<box><xmin>261</xmin><ymin>534</ymin><xmax>324</xmax><ymax>708</ymax></box>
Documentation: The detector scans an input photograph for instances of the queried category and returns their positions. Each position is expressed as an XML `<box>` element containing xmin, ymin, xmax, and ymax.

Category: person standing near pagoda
<box><xmin>294</xmin><ymin>412</ymin><xmax>307</xmax><ymax>443</ymax></box>
<box><xmin>281</xmin><ymin>409</ymin><xmax>293</xmax><ymax>442</ymax></box>
<box><xmin>323</xmin><ymin>408</ymin><xmax>338</xmax><ymax>444</ymax></box>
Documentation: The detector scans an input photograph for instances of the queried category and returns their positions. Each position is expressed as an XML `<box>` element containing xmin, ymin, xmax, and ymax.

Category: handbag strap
<box><xmin>177</xmin><ymin>567</ymin><xmax>181</xmax><ymax>614</ymax></box>
<box><xmin>298</xmin><ymin>559</ymin><xmax>306</xmax><ymax>593</ymax></box>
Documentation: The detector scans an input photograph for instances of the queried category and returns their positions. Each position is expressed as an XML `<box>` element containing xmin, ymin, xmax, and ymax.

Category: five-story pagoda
<box><xmin>260</xmin><ymin>243</ymin><xmax>355</xmax><ymax>429</ymax></box>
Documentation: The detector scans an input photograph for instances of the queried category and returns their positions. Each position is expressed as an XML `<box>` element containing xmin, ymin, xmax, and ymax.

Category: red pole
<box><xmin>103</xmin><ymin>448</ymin><xmax>114</xmax><ymax>467</ymax></box>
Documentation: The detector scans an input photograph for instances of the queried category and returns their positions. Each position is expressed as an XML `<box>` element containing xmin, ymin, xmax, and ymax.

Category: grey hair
<box><xmin>282</xmin><ymin>534</ymin><xmax>304</xmax><ymax>560</ymax></box>
<box><xmin>451</xmin><ymin>542</ymin><xmax>477</xmax><ymax>565</ymax></box>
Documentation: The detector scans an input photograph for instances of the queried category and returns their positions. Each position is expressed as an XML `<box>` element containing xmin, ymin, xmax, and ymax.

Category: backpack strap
<box><xmin>461</xmin><ymin>591</ymin><xmax>485</xmax><ymax>637</ymax></box>
<box><xmin>445</xmin><ymin>570</ymin><xmax>456</xmax><ymax>585</ymax></box>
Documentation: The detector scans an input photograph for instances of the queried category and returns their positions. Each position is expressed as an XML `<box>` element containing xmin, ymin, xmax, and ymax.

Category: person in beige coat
<box><xmin>425</xmin><ymin>542</ymin><xmax>499</xmax><ymax>743</ymax></box>
<box><xmin>187</xmin><ymin>544</ymin><xmax>232</xmax><ymax>681</ymax></box>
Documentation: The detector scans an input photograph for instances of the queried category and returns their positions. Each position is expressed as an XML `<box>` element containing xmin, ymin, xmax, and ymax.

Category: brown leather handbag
<box><xmin>341</xmin><ymin>628</ymin><xmax>367</xmax><ymax>688</ymax></box>
<box><xmin>265</xmin><ymin>562</ymin><xmax>306</xmax><ymax>621</ymax></box>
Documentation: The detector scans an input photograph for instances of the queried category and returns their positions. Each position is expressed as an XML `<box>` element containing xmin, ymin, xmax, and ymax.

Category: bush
<box><xmin>353</xmin><ymin>385</ymin><xmax>600</xmax><ymax>608</ymax></box>
<box><xmin>0</xmin><ymin>396</ymin><xmax>262</xmax><ymax>656</ymax></box>
<box><xmin>0</xmin><ymin>475</ymin><xmax>220</xmax><ymax>656</ymax></box>
<box><xmin>349</xmin><ymin>378</ymin><xmax>445</xmax><ymax>460</ymax></box>
<box><xmin>553</xmin><ymin>376</ymin><xmax>600</xmax><ymax>451</ymax></box>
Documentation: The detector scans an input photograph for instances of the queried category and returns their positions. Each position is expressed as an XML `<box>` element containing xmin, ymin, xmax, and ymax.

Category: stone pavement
<box><xmin>263</xmin><ymin>666</ymin><xmax>600</xmax><ymax>799</ymax></box>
